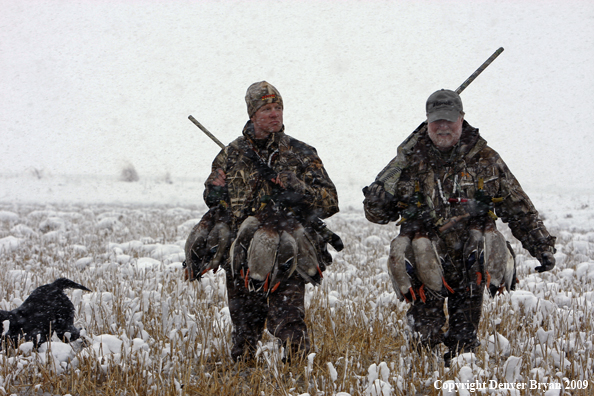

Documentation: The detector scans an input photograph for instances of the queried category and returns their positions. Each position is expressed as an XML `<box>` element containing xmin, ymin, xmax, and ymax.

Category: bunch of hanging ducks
<box><xmin>387</xmin><ymin>181</ymin><xmax>516</xmax><ymax>303</ymax></box>
<box><xmin>184</xmin><ymin>191</ymin><xmax>325</xmax><ymax>295</ymax></box>
<box><xmin>184</xmin><ymin>205</ymin><xmax>233</xmax><ymax>282</ymax></box>
<box><xmin>462</xmin><ymin>216</ymin><xmax>516</xmax><ymax>297</ymax></box>
<box><xmin>230</xmin><ymin>197</ymin><xmax>324</xmax><ymax>294</ymax></box>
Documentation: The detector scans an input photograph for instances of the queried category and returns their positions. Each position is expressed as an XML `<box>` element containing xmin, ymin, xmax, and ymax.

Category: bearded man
<box><xmin>363</xmin><ymin>89</ymin><xmax>556</xmax><ymax>365</ymax></box>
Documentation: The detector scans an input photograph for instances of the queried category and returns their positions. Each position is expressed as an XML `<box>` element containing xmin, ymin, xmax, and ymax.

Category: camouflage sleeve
<box><xmin>375</xmin><ymin>123</ymin><xmax>423</xmax><ymax>196</ymax></box>
<box><xmin>494</xmin><ymin>157</ymin><xmax>556</xmax><ymax>260</ymax></box>
<box><xmin>292</xmin><ymin>150</ymin><xmax>339</xmax><ymax>219</ymax></box>
<box><xmin>365</xmin><ymin>126</ymin><xmax>423</xmax><ymax>223</ymax></box>
<box><xmin>363</xmin><ymin>182</ymin><xmax>400</xmax><ymax>224</ymax></box>
<box><xmin>203</xmin><ymin>147</ymin><xmax>230</xmax><ymax>207</ymax></box>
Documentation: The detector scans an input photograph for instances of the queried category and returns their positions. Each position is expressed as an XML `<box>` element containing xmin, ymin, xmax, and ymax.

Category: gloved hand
<box><xmin>535</xmin><ymin>251</ymin><xmax>556</xmax><ymax>273</ymax></box>
<box><xmin>363</xmin><ymin>182</ymin><xmax>398</xmax><ymax>224</ymax></box>
<box><xmin>363</xmin><ymin>182</ymin><xmax>394</xmax><ymax>208</ymax></box>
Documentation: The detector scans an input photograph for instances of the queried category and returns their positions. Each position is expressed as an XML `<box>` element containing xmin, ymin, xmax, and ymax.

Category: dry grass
<box><xmin>0</xmin><ymin>203</ymin><xmax>593</xmax><ymax>395</ymax></box>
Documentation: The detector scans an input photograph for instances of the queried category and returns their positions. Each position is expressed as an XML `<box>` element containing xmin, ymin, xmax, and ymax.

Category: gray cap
<box><xmin>426</xmin><ymin>89</ymin><xmax>463</xmax><ymax>123</ymax></box>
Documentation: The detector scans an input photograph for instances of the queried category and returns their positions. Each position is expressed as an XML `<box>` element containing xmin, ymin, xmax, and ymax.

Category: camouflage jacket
<box><xmin>204</xmin><ymin>121</ymin><xmax>339</xmax><ymax>230</ymax></box>
<box><xmin>365</xmin><ymin>121</ymin><xmax>556</xmax><ymax>261</ymax></box>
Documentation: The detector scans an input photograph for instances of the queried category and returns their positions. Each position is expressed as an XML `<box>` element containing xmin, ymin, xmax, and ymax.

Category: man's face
<box><xmin>427</xmin><ymin>115</ymin><xmax>463</xmax><ymax>151</ymax></box>
<box><xmin>251</xmin><ymin>102</ymin><xmax>283</xmax><ymax>139</ymax></box>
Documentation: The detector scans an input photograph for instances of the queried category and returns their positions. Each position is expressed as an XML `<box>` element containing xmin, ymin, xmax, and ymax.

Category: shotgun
<box><xmin>375</xmin><ymin>47</ymin><xmax>504</xmax><ymax>196</ymax></box>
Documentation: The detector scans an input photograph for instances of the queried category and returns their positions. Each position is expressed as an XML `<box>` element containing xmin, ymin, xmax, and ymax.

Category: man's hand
<box><xmin>212</xmin><ymin>169</ymin><xmax>226</xmax><ymax>186</ymax></box>
<box><xmin>535</xmin><ymin>251</ymin><xmax>555</xmax><ymax>273</ymax></box>
<box><xmin>205</xmin><ymin>169</ymin><xmax>229</xmax><ymax>207</ymax></box>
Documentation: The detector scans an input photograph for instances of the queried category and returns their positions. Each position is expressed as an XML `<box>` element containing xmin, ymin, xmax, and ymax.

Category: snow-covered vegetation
<box><xmin>0</xmin><ymin>176</ymin><xmax>592</xmax><ymax>395</ymax></box>
<box><xmin>2</xmin><ymin>1</ymin><xmax>593</xmax><ymax>394</ymax></box>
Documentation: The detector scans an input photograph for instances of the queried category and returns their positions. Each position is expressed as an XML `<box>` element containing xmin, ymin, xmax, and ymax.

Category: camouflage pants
<box><xmin>225</xmin><ymin>271</ymin><xmax>310</xmax><ymax>361</ymax></box>
<box><xmin>407</xmin><ymin>258</ymin><xmax>484</xmax><ymax>354</ymax></box>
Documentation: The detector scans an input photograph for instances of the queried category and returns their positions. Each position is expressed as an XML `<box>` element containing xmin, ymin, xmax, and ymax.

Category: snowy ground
<box><xmin>0</xmin><ymin>174</ymin><xmax>593</xmax><ymax>395</ymax></box>
<box><xmin>2</xmin><ymin>1</ymin><xmax>593</xmax><ymax>394</ymax></box>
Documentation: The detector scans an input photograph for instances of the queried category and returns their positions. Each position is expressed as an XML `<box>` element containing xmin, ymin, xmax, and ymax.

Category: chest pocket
<box><xmin>458</xmin><ymin>163</ymin><xmax>500</xmax><ymax>199</ymax></box>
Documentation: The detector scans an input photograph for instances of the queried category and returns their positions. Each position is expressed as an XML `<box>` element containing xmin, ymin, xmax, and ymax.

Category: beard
<box><xmin>428</xmin><ymin>123</ymin><xmax>462</xmax><ymax>151</ymax></box>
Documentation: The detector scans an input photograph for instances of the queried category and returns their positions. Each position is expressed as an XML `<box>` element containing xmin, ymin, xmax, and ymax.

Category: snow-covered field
<box><xmin>0</xmin><ymin>174</ymin><xmax>593</xmax><ymax>395</ymax></box>
<box><xmin>2</xmin><ymin>0</ymin><xmax>593</xmax><ymax>394</ymax></box>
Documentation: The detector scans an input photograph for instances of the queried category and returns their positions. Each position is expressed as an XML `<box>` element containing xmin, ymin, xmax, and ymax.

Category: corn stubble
<box><xmin>0</xmin><ymin>204</ymin><xmax>592</xmax><ymax>395</ymax></box>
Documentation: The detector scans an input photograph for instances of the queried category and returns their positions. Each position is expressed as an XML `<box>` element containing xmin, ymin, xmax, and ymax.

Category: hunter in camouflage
<box><xmin>203</xmin><ymin>81</ymin><xmax>339</xmax><ymax>362</ymax></box>
<box><xmin>205</xmin><ymin>124</ymin><xmax>338</xmax><ymax>228</ymax></box>
<box><xmin>363</xmin><ymin>89</ymin><xmax>556</xmax><ymax>365</ymax></box>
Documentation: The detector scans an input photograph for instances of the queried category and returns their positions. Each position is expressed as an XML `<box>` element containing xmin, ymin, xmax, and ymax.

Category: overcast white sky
<box><xmin>2</xmin><ymin>0</ymin><xmax>593</xmax><ymax>198</ymax></box>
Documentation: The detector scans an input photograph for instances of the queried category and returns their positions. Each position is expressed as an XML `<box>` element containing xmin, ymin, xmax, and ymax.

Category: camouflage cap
<box><xmin>426</xmin><ymin>89</ymin><xmax>463</xmax><ymax>123</ymax></box>
<box><xmin>245</xmin><ymin>81</ymin><xmax>283</xmax><ymax>117</ymax></box>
